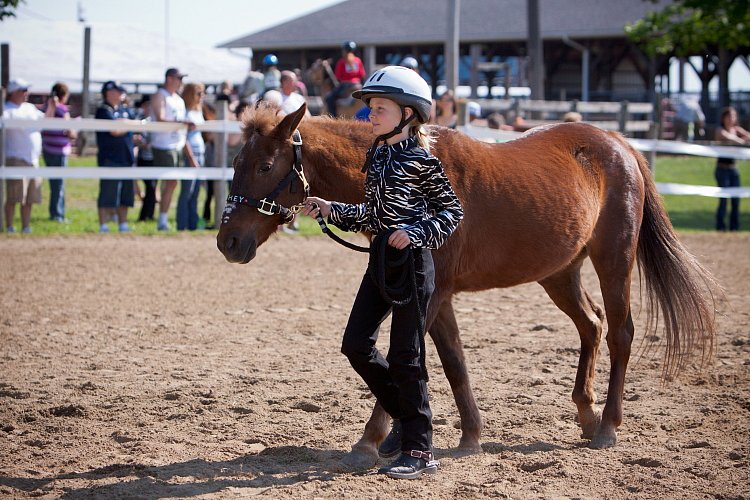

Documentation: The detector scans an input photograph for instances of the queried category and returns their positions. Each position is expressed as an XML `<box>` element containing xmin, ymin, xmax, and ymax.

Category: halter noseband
<box><xmin>225</xmin><ymin>130</ymin><xmax>309</xmax><ymax>223</ymax></box>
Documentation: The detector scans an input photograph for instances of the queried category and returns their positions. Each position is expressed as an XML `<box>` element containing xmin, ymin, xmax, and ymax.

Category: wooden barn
<box><xmin>218</xmin><ymin>0</ymin><xmax>673</xmax><ymax>102</ymax></box>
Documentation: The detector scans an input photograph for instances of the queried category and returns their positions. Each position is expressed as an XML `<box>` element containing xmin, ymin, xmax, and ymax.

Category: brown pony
<box><xmin>217</xmin><ymin>103</ymin><xmax>718</xmax><ymax>469</ymax></box>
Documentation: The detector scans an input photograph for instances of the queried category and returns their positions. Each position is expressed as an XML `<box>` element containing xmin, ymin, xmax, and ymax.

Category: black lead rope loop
<box><xmin>368</xmin><ymin>231</ymin><xmax>429</xmax><ymax>381</ymax></box>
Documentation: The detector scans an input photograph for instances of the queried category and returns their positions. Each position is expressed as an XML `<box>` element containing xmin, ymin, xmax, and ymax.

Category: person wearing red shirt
<box><xmin>325</xmin><ymin>41</ymin><xmax>366</xmax><ymax>116</ymax></box>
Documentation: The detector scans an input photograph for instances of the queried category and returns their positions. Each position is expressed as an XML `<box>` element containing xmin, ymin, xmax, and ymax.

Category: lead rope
<box><xmin>369</xmin><ymin>231</ymin><xmax>429</xmax><ymax>381</ymax></box>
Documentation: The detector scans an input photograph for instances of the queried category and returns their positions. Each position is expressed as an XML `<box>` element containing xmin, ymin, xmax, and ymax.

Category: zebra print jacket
<box><xmin>329</xmin><ymin>136</ymin><xmax>463</xmax><ymax>250</ymax></box>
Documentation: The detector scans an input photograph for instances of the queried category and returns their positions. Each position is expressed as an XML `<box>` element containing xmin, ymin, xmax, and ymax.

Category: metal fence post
<box><xmin>0</xmin><ymin>88</ymin><xmax>5</xmax><ymax>231</ymax></box>
<box><xmin>213</xmin><ymin>100</ymin><xmax>229</xmax><ymax>229</ymax></box>
<box><xmin>619</xmin><ymin>100</ymin><xmax>629</xmax><ymax>134</ymax></box>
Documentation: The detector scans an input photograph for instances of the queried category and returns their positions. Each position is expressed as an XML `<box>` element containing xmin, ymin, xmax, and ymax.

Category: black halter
<box><xmin>225</xmin><ymin>130</ymin><xmax>308</xmax><ymax>223</ymax></box>
<box><xmin>225</xmin><ymin>128</ymin><xmax>372</xmax><ymax>254</ymax></box>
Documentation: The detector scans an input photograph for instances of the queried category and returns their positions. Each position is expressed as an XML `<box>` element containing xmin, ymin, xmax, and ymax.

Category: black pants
<box><xmin>341</xmin><ymin>248</ymin><xmax>435</xmax><ymax>452</ymax></box>
<box><xmin>137</xmin><ymin>157</ymin><xmax>157</xmax><ymax>222</ymax></box>
<box><xmin>715</xmin><ymin>165</ymin><xmax>740</xmax><ymax>231</ymax></box>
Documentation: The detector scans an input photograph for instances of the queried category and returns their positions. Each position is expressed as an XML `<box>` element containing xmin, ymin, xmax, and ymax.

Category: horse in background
<box><xmin>305</xmin><ymin>58</ymin><xmax>365</xmax><ymax>118</ymax></box>
<box><xmin>217</xmin><ymin>103</ymin><xmax>719</xmax><ymax>469</ymax></box>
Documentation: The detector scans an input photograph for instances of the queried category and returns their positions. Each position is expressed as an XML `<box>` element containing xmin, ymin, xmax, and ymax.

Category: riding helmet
<box><xmin>263</xmin><ymin>54</ymin><xmax>279</xmax><ymax>66</ymax></box>
<box><xmin>352</xmin><ymin>66</ymin><xmax>433</xmax><ymax>123</ymax></box>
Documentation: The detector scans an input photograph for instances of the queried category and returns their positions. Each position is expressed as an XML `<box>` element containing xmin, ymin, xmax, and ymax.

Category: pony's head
<box><xmin>217</xmin><ymin>102</ymin><xmax>308</xmax><ymax>264</ymax></box>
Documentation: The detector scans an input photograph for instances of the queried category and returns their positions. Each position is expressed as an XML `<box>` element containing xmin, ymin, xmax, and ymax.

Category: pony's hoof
<box><xmin>588</xmin><ymin>432</ymin><xmax>617</xmax><ymax>449</ymax></box>
<box><xmin>339</xmin><ymin>446</ymin><xmax>379</xmax><ymax>471</ymax></box>
<box><xmin>454</xmin><ymin>445</ymin><xmax>483</xmax><ymax>457</ymax></box>
<box><xmin>579</xmin><ymin>410</ymin><xmax>602</xmax><ymax>440</ymax></box>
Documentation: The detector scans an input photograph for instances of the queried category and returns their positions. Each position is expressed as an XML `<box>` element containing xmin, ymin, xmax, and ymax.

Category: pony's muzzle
<box><xmin>217</xmin><ymin>230</ymin><xmax>257</xmax><ymax>264</ymax></box>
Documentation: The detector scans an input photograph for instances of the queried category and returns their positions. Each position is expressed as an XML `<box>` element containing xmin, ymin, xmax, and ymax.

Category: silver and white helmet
<box><xmin>352</xmin><ymin>66</ymin><xmax>433</xmax><ymax>123</ymax></box>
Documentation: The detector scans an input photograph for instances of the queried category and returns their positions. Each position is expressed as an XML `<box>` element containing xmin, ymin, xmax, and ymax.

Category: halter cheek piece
<box><xmin>225</xmin><ymin>130</ymin><xmax>309</xmax><ymax>223</ymax></box>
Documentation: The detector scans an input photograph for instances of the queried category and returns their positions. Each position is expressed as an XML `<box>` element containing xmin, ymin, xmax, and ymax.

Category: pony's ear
<box><xmin>273</xmin><ymin>103</ymin><xmax>307</xmax><ymax>140</ymax></box>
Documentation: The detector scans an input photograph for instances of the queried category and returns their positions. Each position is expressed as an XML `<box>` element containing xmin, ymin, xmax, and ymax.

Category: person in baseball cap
<box><xmin>6</xmin><ymin>78</ymin><xmax>31</xmax><ymax>94</ymax></box>
<box><xmin>101</xmin><ymin>80</ymin><xmax>126</xmax><ymax>95</ymax></box>
<box><xmin>165</xmin><ymin>68</ymin><xmax>187</xmax><ymax>80</ymax></box>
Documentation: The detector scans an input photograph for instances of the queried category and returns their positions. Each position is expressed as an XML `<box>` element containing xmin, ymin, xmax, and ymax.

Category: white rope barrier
<box><xmin>655</xmin><ymin>183</ymin><xmax>750</xmax><ymax>198</ymax></box>
<box><xmin>1</xmin><ymin>118</ymin><xmax>748</xmax><ymax>198</ymax></box>
<box><xmin>0</xmin><ymin>166</ymin><xmax>232</xmax><ymax>180</ymax></box>
<box><xmin>0</xmin><ymin>117</ymin><xmax>243</xmax><ymax>134</ymax></box>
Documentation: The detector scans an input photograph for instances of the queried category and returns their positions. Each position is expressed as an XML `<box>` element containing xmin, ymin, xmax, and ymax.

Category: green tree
<box><xmin>625</xmin><ymin>0</ymin><xmax>750</xmax><ymax>57</ymax></box>
<box><xmin>1</xmin><ymin>0</ymin><xmax>24</xmax><ymax>21</ymax></box>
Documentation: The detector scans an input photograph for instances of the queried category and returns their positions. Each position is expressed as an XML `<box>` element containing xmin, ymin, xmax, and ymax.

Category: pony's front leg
<box><xmin>429</xmin><ymin>297</ymin><xmax>483</xmax><ymax>453</ymax></box>
<box><xmin>340</xmin><ymin>401</ymin><xmax>390</xmax><ymax>469</ymax></box>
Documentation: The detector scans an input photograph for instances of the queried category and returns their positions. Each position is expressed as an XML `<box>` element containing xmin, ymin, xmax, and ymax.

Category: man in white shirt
<box><xmin>279</xmin><ymin>71</ymin><xmax>309</xmax><ymax>116</ymax></box>
<box><xmin>3</xmin><ymin>79</ymin><xmax>44</xmax><ymax>233</ymax></box>
<box><xmin>150</xmin><ymin>67</ymin><xmax>188</xmax><ymax>230</ymax></box>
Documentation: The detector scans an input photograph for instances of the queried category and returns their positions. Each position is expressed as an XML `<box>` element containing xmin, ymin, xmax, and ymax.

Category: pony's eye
<box><xmin>258</xmin><ymin>162</ymin><xmax>273</xmax><ymax>173</ymax></box>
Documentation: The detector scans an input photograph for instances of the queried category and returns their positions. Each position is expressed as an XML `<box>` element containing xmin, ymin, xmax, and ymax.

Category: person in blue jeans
<box><xmin>714</xmin><ymin>106</ymin><xmax>749</xmax><ymax>231</ymax></box>
<box><xmin>41</xmin><ymin>82</ymin><xmax>76</xmax><ymax>222</ymax></box>
<box><xmin>176</xmin><ymin>83</ymin><xmax>206</xmax><ymax>231</ymax></box>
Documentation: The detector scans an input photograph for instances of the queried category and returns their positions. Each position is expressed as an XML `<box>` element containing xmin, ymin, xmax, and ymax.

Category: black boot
<box><xmin>377</xmin><ymin>450</ymin><xmax>438</xmax><ymax>479</ymax></box>
<box><xmin>378</xmin><ymin>419</ymin><xmax>402</xmax><ymax>459</ymax></box>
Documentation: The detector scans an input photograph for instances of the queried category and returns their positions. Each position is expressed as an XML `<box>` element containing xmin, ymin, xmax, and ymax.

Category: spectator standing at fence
<box><xmin>41</xmin><ymin>82</ymin><xmax>76</xmax><ymax>223</ymax></box>
<box><xmin>713</xmin><ymin>106</ymin><xmax>749</xmax><ymax>232</ymax></box>
<box><xmin>434</xmin><ymin>89</ymin><xmax>457</xmax><ymax>128</ymax></box>
<box><xmin>201</xmin><ymin>101</ymin><xmax>218</xmax><ymax>229</ymax></box>
<box><xmin>95</xmin><ymin>81</ymin><xmax>136</xmax><ymax>233</ymax></box>
<box><xmin>176</xmin><ymin>82</ymin><xmax>205</xmax><ymax>231</ymax></box>
<box><xmin>674</xmin><ymin>95</ymin><xmax>705</xmax><ymax>141</ymax></box>
<box><xmin>133</xmin><ymin>94</ymin><xmax>158</xmax><ymax>221</ymax></box>
<box><xmin>293</xmin><ymin>69</ymin><xmax>308</xmax><ymax>97</ymax></box>
<box><xmin>150</xmin><ymin>68</ymin><xmax>188</xmax><ymax>231</ymax></box>
<box><xmin>279</xmin><ymin>70</ymin><xmax>309</xmax><ymax>116</ymax></box>
<box><xmin>2</xmin><ymin>79</ymin><xmax>43</xmax><ymax>234</ymax></box>
<box><xmin>467</xmin><ymin>101</ymin><xmax>482</xmax><ymax>124</ymax></box>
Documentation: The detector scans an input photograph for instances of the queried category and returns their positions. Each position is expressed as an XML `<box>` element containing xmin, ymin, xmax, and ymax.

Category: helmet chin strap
<box><xmin>361</xmin><ymin>108</ymin><xmax>416</xmax><ymax>172</ymax></box>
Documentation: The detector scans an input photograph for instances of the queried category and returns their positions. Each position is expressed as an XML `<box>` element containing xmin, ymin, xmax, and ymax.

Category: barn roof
<box><xmin>218</xmin><ymin>0</ymin><xmax>669</xmax><ymax>50</ymax></box>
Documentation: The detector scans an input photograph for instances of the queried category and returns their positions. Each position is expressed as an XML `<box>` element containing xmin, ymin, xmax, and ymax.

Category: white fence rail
<box><xmin>1</xmin><ymin>117</ymin><xmax>749</xmax><ymax>199</ymax></box>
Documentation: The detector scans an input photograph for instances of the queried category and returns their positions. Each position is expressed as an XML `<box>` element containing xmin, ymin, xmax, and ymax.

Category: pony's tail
<box><xmin>626</xmin><ymin>142</ymin><xmax>720</xmax><ymax>379</ymax></box>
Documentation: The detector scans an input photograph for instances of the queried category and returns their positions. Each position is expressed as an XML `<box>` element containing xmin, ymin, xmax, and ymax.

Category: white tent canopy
<box><xmin>1</xmin><ymin>20</ymin><xmax>250</xmax><ymax>93</ymax></box>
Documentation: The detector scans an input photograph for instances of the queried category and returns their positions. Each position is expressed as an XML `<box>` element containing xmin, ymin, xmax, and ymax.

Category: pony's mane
<box><xmin>240</xmin><ymin>102</ymin><xmax>285</xmax><ymax>141</ymax></box>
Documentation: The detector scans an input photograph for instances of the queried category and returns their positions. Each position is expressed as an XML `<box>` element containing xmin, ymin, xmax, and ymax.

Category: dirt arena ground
<box><xmin>1</xmin><ymin>232</ymin><xmax>748</xmax><ymax>499</ymax></box>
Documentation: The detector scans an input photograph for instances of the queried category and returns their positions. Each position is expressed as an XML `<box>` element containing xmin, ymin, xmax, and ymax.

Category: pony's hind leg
<box><xmin>539</xmin><ymin>258</ymin><xmax>605</xmax><ymax>441</ymax></box>
<box><xmin>588</xmin><ymin>268</ymin><xmax>635</xmax><ymax>449</ymax></box>
<box><xmin>586</xmin><ymin>217</ymin><xmax>639</xmax><ymax>448</ymax></box>
<box><xmin>429</xmin><ymin>297</ymin><xmax>483</xmax><ymax>453</ymax></box>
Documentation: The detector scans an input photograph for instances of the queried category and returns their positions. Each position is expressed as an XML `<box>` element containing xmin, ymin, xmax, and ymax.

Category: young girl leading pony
<box><xmin>302</xmin><ymin>66</ymin><xmax>463</xmax><ymax>479</ymax></box>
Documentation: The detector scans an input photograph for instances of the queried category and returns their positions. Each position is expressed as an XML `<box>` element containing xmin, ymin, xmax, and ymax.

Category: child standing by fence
<box><xmin>302</xmin><ymin>66</ymin><xmax>463</xmax><ymax>479</ymax></box>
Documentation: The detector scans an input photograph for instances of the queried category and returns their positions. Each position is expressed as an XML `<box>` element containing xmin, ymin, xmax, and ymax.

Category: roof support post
<box><xmin>444</xmin><ymin>0</ymin><xmax>460</xmax><ymax>92</ymax></box>
<box><xmin>527</xmin><ymin>0</ymin><xmax>544</xmax><ymax>99</ymax></box>
<box><xmin>469</xmin><ymin>43</ymin><xmax>481</xmax><ymax>98</ymax></box>
<box><xmin>364</xmin><ymin>45</ymin><xmax>376</xmax><ymax>77</ymax></box>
